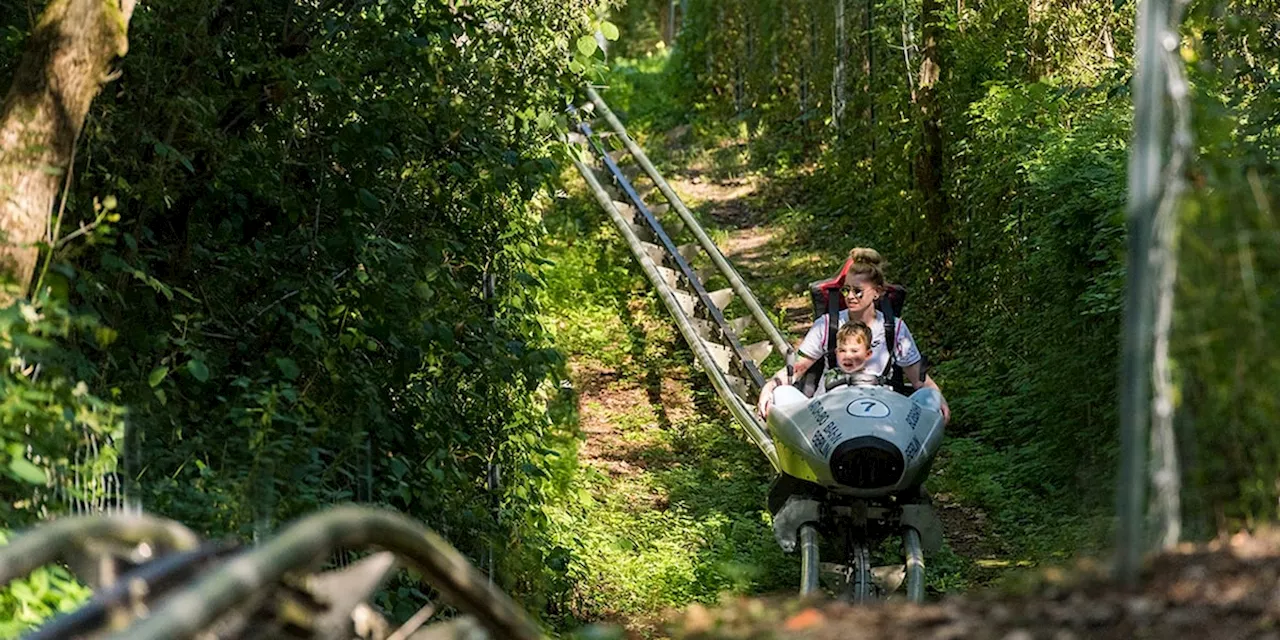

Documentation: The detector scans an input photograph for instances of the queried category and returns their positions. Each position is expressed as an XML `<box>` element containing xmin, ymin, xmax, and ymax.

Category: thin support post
<box><xmin>799</xmin><ymin>525</ymin><xmax>820</xmax><ymax>596</ymax></box>
<box><xmin>1116</xmin><ymin>0</ymin><xmax>1170</xmax><ymax>587</ymax></box>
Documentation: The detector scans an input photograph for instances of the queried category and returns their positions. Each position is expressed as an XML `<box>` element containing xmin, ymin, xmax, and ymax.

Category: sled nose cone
<box><xmin>830</xmin><ymin>436</ymin><xmax>904</xmax><ymax>489</ymax></box>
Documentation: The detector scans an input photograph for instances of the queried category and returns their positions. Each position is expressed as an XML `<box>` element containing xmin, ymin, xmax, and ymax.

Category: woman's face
<box><xmin>842</xmin><ymin>274</ymin><xmax>881</xmax><ymax>314</ymax></box>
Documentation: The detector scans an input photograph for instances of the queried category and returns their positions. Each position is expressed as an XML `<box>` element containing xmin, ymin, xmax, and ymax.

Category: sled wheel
<box><xmin>849</xmin><ymin>538</ymin><xmax>874</xmax><ymax>603</ymax></box>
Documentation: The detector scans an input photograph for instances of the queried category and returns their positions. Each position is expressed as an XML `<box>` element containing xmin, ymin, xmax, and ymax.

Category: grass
<box><xmin>537</xmin><ymin>195</ymin><xmax>794</xmax><ymax>633</ymax></box>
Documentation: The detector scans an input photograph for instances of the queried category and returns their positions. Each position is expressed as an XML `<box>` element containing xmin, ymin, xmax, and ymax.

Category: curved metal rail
<box><xmin>107</xmin><ymin>506</ymin><xmax>542</xmax><ymax>640</ymax></box>
<box><xmin>799</xmin><ymin>525</ymin><xmax>820</xmax><ymax>596</ymax></box>
<box><xmin>3</xmin><ymin>507</ymin><xmax>542</xmax><ymax>640</ymax></box>
<box><xmin>904</xmin><ymin>527</ymin><xmax>926</xmax><ymax>602</ymax></box>
<box><xmin>0</xmin><ymin>513</ymin><xmax>200</xmax><ymax>588</ymax></box>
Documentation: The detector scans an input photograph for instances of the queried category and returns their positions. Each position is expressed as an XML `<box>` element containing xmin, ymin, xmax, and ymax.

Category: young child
<box><xmin>764</xmin><ymin>321</ymin><xmax>877</xmax><ymax>415</ymax></box>
<box><xmin>819</xmin><ymin>321</ymin><xmax>874</xmax><ymax>394</ymax></box>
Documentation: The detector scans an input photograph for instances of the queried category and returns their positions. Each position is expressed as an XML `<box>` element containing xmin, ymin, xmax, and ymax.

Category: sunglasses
<box><xmin>841</xmin><ymin>286</ymin><xmax>867</xmax><ymax>300</ymax></box>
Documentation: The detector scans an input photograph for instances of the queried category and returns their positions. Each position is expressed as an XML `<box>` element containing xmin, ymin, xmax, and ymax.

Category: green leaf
<box><xmin>186</xmin><ymin>359</ymin><xmax>210</xmax><ymax>382</ymax></box>
<box><xmin>148</xmin><ymin>366</ymin><xmax>169</xmax><ymax>387</ymax></box>
<box><xmin>9</xmin><ymin>457</ymin><xmax>47</xmax><ymax>484</ymax></box>
<box><xmin>275</xmin><ymin>357</ymin><xmax>301</xmax><ymax>381</ymax></box>
<box><xmin>600</xmin><ymin>21</ymin><xmax>619</xmax><ymax>41</ymax></box>
<box><xmin>576</xmin><ymin>35</ymin><xmax>598</xmax><ymax>57</ymax></box>
<box><xmin>357</xmin><ymin>188</ymin><xmax>380</xmax><ymax>211</ymax></box>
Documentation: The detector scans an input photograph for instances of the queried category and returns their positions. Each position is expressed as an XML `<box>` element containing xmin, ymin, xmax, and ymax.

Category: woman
<box><xmin>756</xmin><ymin>247</ymin><xmax>950</xmax><ymax>421</ymax></box>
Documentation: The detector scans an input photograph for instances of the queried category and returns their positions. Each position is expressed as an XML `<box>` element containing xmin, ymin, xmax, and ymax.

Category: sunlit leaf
<box><xmin>9</xmin><ymin>457</ymin><xmax>47</xmax><ymax>484</ymax></box>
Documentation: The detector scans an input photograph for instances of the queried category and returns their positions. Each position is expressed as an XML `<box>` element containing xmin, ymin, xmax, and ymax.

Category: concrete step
<box><xmin>724</xmin><ymin>374</ymin><xmax>751</xmax><ymax>400</ymax></box>
<box><xmin>639</xmin><ymin>241</ymin><xmax>666</xmax><ymax>266</ymax></box>
<box><xmin>675</xmin><ymin>243</ymin><xmax>701</xmax><ymax>265</ymax></box>
<box><xmin>672</xmin><ymin>290</ymin><xmax>698</xmax><ymax>317</ymax></box>
<box><xmin>656</xmin><ymin>266</ymin><xmax>681</xmax><ymax>289</ymax></box>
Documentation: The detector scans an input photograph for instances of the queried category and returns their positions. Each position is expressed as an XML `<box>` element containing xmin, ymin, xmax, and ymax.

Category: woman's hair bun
<box><xmin>848</xmin><ymin>247</ymin><xmax>885</xmax><ymax>267</ymax></box>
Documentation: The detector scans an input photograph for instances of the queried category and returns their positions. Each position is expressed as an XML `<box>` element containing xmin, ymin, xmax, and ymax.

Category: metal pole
<box><xmin>833</xmin><ymin>0</ymin><xmax>847</xmax><ymax>132</ymax></box>
<box><xmin>568</xmin><ymin>147</ymin><xmax>781</xmax><ymax>470</ymax></box>
<box><xmin>904</xmin><ymin>527</ymin><xmax>925</xmax><ymax>602</ymax></box>
<box><xmin>799</xmin><ymin>525</ymin><xmax>820</xmax><ymax>596</ymax></box>
<box><xmin>1149</xmin><ymin>0</ymin><xmax>1193</xmax><ymax>552</ymax></box>
<box><xmin>1116</xmin><ymin>0</ymin><xmax>1168</xmax><ymax>587</ymax></box>
<box><xmin>584</xmin><ymin>87</ymin><xmax>793</xmax><ymax>362</ymax></box>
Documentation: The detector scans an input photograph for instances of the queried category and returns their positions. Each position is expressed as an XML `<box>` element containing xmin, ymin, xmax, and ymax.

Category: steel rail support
<box><xmin>569</xmin><ymin>149</ymin><xmax>780</xmax><ymax>470</ymax></box>
<box><xmin>903</xmin><ymin>527</ymin><xmax>925</xmax><ymax>603</ymax></box>
<box><xmin>579</xmin><ymin>119</ymin><xmax>766</xmax><ymax>390</ymax></box>
<box><xmin>799</xmin><ymin>524</ymin><xmax>820</xmax><ymax>596</ymax></box>
<box><xmin>584</xmin><ymin>86</ymin><xmax>793</xmax><ymax>363</ymax></box>
<box><xmin>107</xmin><ymin>506</ymin><xmax>542</xmax><ymax>640</ymax></box>
<box><xmin>1117</xmin><ymin>0</ymin><xmax>1170</xmax><ymax>587</ymax></box>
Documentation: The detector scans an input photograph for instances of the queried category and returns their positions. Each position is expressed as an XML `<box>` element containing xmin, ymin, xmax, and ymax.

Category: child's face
<box><xmin>835</xmin><ymin>338</ymin><xmax>871</xmax><ymax>373</ymax></box>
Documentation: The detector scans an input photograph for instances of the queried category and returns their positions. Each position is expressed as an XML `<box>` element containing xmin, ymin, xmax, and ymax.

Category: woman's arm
<box><xmin>902</xmin><ymin>361</ymin><xmax>950</xmax><ymax>423</ymax></box>
<box><xmin>756</xmin><ymin>355</ymin><xmax>817</xmax><ymax>417</ymax></box>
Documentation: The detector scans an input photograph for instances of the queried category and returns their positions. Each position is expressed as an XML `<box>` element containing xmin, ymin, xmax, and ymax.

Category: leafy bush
<box><xmin>0</xmin><ymin>0</ymin><xmax>617</xmax><ymax>630</ymax></box>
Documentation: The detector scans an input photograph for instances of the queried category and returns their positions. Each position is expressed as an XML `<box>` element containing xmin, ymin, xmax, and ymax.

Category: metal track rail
<box><xmin>579</xmin><ymin>119</ymin><xmax>766</xmax><ymax>390</ymax></box>
<box><xmin>565</xmin><ymin>101</ymin><xmax>781</xmax><ymax>469</ymax></box>
<box><xmin>567</xmin><ymin>148</ymin><xmax>779</xmax><ymax>469</ymax></box>
<box><xmin>584</xmin><ymin>87</ymin><xmax>792</xmax><ymax>362</ymax></box>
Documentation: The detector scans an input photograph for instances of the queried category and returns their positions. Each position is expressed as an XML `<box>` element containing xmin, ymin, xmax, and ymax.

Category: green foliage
<box><xmin>643</xmin><ymin>0</ymin><xmax>1280</xmax><ymax>544</ymax></box>
<box><xmin>0</xmin><ymin>293</ymin><xmax>125</xmax><ymax>629</ymax></box>
<box><xmin>535</xmin><ymin>195</ymin><xmax>794</xmax><ymax>625</ymax></box>
<box><xmin>0</xmin><ymin>530</ymin><xmax>92</xmax><ymax>639</ymax></box>
<box><xmin>0</xmin><ymin>293</ymin><xmax>127</xmax><ymax>525</ymax></box>
<box><xmin>0</xmin><ymin>0</ymin><xmax>616</xmax><ymax>630</ymax></box>
<box><xmin>1174</xmin><ymin>0</ymin><xmax>1280</xmax><ymax>532</ymax></box>
<box><xmin>656</xmin><ymin>0</ymin><xmax>1137</xmax><ymax>545</ymax></box>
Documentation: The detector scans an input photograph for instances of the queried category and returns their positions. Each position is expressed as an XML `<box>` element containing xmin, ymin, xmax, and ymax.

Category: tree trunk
<box><xmin>914</xmin><ymin>0</ymin><xmax>950</xmax><ymax>256</ymax></box>
<box><xmin>863</xmin><ymin>0</ymin><xmax>876</xmax><ymax>185</ymax></box>
<box><xmin>833</xmin><ymin>0</ymin><xmax>846</xmax><ymax>133</ymax></box>
<box><xmin>1027</xmin><ymin>0</ymin><xmax>1051</xmax><ymax>79</ymax></box>
<box><xmin>0</xmin><ymin>0</ymin><xmax>136</xmax><ymax>303</ymax></box>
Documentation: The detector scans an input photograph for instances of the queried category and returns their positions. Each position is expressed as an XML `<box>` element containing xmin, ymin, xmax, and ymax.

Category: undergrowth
<box><xmin>539</xmin><ymin>194</ymin><xmax>794</xmax><ymax>632</ymax></box>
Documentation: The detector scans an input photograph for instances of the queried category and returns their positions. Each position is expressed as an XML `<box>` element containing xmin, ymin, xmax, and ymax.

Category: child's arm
<box><xmin>757</xmin><ymin>355</ymin><xmax>818</xmax><ymax>416</ymax></box>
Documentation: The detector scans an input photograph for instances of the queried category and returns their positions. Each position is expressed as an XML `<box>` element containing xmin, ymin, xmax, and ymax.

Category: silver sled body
<box><xmin>766</xmin><ymin>379</ymin><xmax>945</xmax><ymax>498</ymax></box>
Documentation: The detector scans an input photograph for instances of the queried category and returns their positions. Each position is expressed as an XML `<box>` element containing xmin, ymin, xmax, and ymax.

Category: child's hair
<box><xmin>836</xmin><ymin>321</ymin><xmax>872</xmax><ymax>349</ymax></box>
<box><xmin>846</xmin><ymin>247</ymin><xmax>887</xmax><ymax>288</ymax></box>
